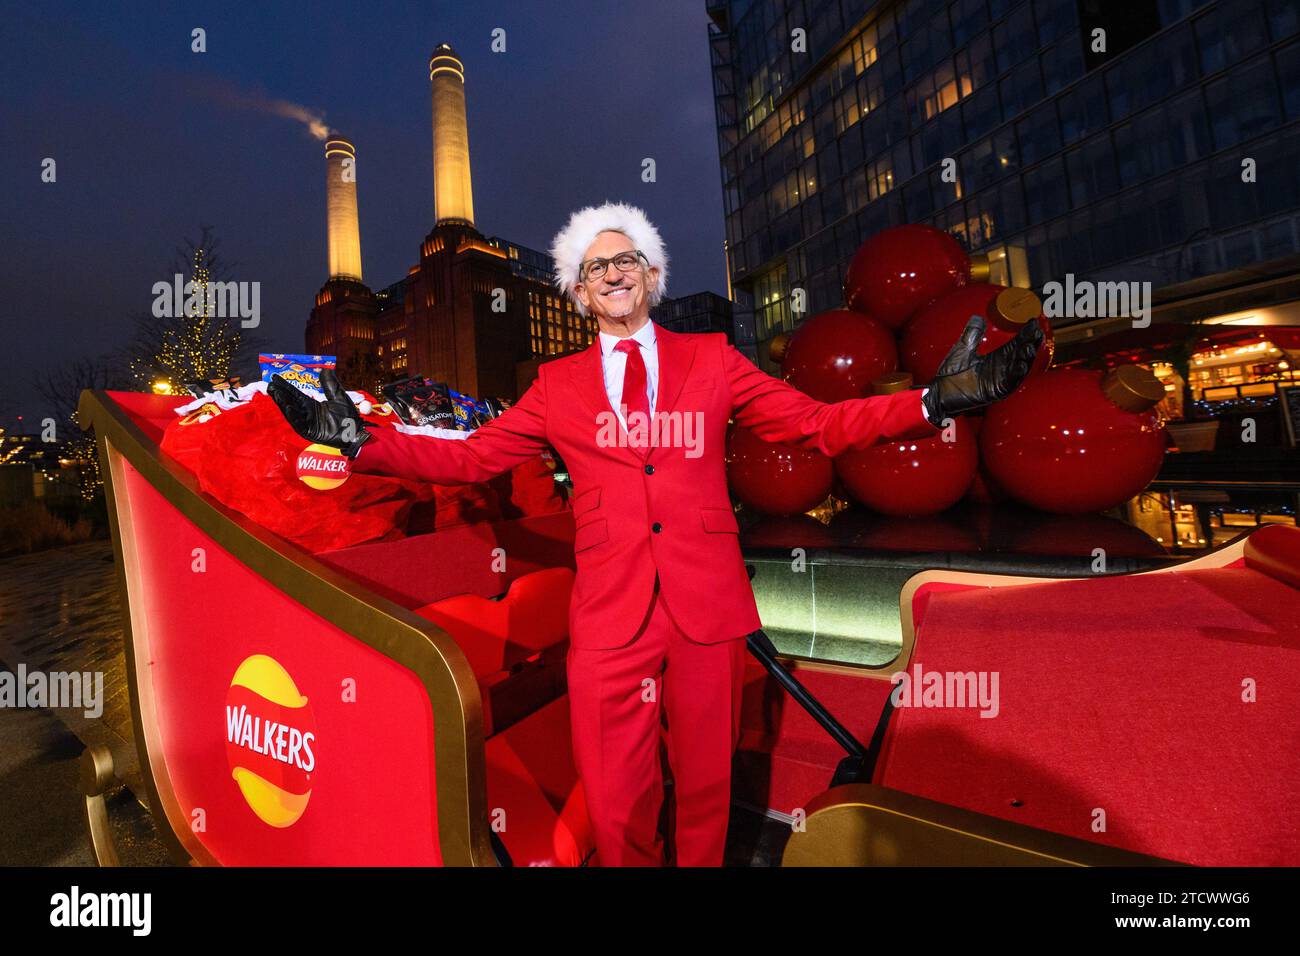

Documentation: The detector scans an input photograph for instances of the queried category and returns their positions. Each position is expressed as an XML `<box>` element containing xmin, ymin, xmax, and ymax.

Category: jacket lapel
<box><xmin>567</xmin><ymin>322</ymin><xmax>700</xmax><ymax>463</ymax></box>
<box><xmin>649</xmin><ymin>325</ymin><xmax>699</xmax><ymax>463</ymax></box>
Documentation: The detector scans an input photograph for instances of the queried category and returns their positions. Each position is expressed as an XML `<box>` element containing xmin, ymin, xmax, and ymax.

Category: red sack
<box><xmin>161</xmin><ymin>392</ymin><xmax>434</xmax><ymax>552</ymax></box>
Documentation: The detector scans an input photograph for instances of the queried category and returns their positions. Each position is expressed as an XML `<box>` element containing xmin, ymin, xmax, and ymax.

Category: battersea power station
<box><xmin>305</xmin><ymin>43</ymin><xmax>732</xmax><ymax>400</ymax></box>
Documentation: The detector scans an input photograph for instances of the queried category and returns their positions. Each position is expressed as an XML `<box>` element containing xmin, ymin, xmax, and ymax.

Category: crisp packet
<box><xmin>448</xmin><ymin>388</ymin><xmax>485</xmax><ymax>430</ymax></box>
<box><xmin>183</xmin><ymin>375</ymin><xmax>249</xmax><ymax>410</ymax></box>
<box><xmin>184</xmin><ymin>374</ymin><xmax>244</xmax><ymax>399</ymax></box>
<box><xmin>382</xmin><ymin>376</ymin><xmax>456</xmax><ymax>429</ymax></box>
<box><xmin>259</xmin><ymin>354</ymin><xmax>336</xmax><ymax>397</ymax></box>
<box><xmin>483</xmin><ymin>397</ymin><xmax>512</xmax><ymax>419</ymax></box>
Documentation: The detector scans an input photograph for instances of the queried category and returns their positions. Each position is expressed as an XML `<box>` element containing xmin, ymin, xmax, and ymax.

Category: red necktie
<box><xmin>615</xmin><ymin>339</ymin><xmax>650</xmax><ymax>452</ymax></box>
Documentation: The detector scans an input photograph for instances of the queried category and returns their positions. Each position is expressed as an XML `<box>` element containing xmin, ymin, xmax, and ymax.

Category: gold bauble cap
<box><xmin>872</xmin><ymin>372</ymin><xmax>914</xmax><ymax>395</ymax></box>
<box><xmin>968</xmin><ymin>254</ymin><xmax>991</xmax><ymax>282</ymax></box>
<box><xmin>769</xmin><ymin>332</ymin><xmax>790</xmax><ymax>365</ymax></box>
<box><xmin>993</xmin><ymin>287</ymin><xmax>1042</xmax><ymax>324</ymax></box>
<box><xmin>1101</xmin><ymin>365</ymin><xmax>1165</xmax><ymax>413</ymax></box>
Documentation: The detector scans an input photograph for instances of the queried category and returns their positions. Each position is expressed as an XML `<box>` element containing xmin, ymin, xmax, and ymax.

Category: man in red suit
<box><xmin>270</xmin><ymin>201</ymin><xmax>1042</xmax><ymax>866</ymax></box>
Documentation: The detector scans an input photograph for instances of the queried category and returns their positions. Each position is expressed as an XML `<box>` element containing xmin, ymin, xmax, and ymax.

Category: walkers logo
<box><xmin>296</xmin><ymin>442</ymin><xmax>351</xmax><ymax>490</ymax></box>
<box><xmin>224</xmin><ymin>655</ymin><xmax>317</xmax><ymax>828</ymax></box>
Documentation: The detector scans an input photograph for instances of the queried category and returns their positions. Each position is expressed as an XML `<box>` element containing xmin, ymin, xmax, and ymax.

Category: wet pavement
<box><xmin>0</xmin><ymin>541</ymin><xmax>169</xmax><ymax>866</ymax></box>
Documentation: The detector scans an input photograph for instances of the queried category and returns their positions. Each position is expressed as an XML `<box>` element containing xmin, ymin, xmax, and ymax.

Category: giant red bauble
<box><xmin>834</xmin><ymin>417</ymin><xmax>978</xmax><ymax>517</ymax></box>
<box><xmin>980</xmin><ymin>367</ymin><xmax>1167</xmax><ymax>514</ymax></box>
<box><xmin>900</xmin><ymin>283</ymin><xmax>1055</xmax><ymax>383</ymax></box>
<box><xmin>845</xmin><ymin>224</ymin><xmax>973</xmax><ymax>330</ymax></box>
<box><xmin>782</xmin><ymin>309</ymin><xmax>898</xmax><ymax>403</ymax></box>
<box><xmin>726</xmin><ymin>423</ymin><xmax>833</xmax><ymax>516</ymax></box>
<box><xmin>959</xmin><ymin>415</ymin><xmax>1011</xmax><ymax>504</ymax></box>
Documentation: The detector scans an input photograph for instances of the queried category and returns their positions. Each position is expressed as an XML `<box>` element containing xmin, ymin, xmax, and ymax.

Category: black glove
<box><xmin>268</xmin><ymin>368</ymin><xmax>372</xmax><ymax>458</ymax></box>
<box><xmin>920</xmin><ymin>315</ymin><xmax>1043</xmax><ymax>427</ymax></box>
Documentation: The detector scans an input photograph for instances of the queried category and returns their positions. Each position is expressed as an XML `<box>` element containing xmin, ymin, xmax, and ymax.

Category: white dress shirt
<box><xmin>598</xmin><ymin>320</ymin><xmax>659</xmax><ymax>432</ymax></box>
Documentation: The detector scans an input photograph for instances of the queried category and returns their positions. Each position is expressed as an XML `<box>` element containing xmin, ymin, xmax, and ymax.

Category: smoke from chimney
<box><xmin>268</xmin><ymin>99</ymin><xmax>332</xmax><ymax>141</ymax></box>
<box><xmin>192</xmin><ymin>78</ymin><xmax>334</xmax><ymax>140</ymax></box>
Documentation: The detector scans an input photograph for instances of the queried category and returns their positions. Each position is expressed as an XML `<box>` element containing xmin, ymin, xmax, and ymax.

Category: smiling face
<box><xmin>574</xmin><ymin>230</ymin><xmax>659</xmax><ymax>330</ymax></box>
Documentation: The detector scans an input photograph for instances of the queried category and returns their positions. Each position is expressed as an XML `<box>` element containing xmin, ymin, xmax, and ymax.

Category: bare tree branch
<box><xmin>32</xmin><ymin>355</ymin><xmax>128</xmax><ymax>428</ymax></box>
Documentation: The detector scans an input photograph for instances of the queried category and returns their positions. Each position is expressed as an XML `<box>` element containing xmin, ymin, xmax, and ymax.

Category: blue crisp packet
<box><xmin>447</xmin><ymin>388</ymin><xmax>484</xmax><ymax>430</ymax></box>
<box><xmin>259</xmin><ymin>354</ymin><xmax>336</xmax><ymax>397</ymax></box>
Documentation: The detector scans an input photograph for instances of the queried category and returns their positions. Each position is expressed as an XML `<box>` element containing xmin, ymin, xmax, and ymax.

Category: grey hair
<box><xmin>549</xmin><ymin>201</ymin><xmax>669</xmax><ymax>316</ymax></box>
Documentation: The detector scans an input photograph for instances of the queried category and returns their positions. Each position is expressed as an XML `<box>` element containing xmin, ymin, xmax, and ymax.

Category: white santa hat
<box><xmin>549</xmin><ymin>201</ymin><xmax>670</xmax><ymax>316</ymax></box>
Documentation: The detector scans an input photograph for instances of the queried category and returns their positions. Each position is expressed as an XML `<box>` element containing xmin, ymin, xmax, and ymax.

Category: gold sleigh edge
<box><xmin>76</xmin><ymin>389</ymin><xmax>497</xmax><ymax>868</ymax></box>
<box><xmin>783</xmin><ymin>783</ymin><xmax>1182</xmax><ymax>866</ymax></box>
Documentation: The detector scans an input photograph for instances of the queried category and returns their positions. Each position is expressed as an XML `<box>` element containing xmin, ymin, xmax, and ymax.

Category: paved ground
<box><xmin>0</xmin><ymin>542</ymin><xmax>141</xmax><ymax>790</ymax></box>
<box><xmin>0</xmin><ymin>541</ymin><xmax>787</xmax><ymax>866</ymax></box>
<box><xmin>0</xmin><ymin>541</ymin><xmax>168</xmax><ymax>866</ymax></box>
<box><xmin>0</xmin><ymin>695</ymin><xmax>169</xmax><ymax>866</ymax></box>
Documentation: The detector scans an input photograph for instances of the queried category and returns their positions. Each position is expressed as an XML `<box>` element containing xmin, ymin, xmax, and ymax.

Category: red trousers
<box><xmin>566</xmin><ymin>574</ymin><xmax>748</xmax><ymax>866</ymax></box>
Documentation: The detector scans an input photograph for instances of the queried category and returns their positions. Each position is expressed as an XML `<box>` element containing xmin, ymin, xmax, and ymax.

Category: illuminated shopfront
<box><xmin>1061</xmin><ymin>317</ymin><xmax>1300</xmax><ymax>424</ymax></box>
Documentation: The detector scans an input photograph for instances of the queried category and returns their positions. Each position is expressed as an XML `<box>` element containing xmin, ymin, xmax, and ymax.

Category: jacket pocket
<box><xmin>574</xmin><ymin>517</ymin><xmax>609</xmax><ymax>553</ymax></box>
<box><xmin>700</xmin><ymin>506</ymin><xmax>740</xmax><ymax>534</ymax></box>
<box><xmin>572</xmin><ymin>485</ymin><xmax>601</xmax><ymax>517</ymax></box>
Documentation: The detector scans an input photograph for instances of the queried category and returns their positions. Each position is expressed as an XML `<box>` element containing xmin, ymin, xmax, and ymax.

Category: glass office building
<box><xmin>706</xmin><ymin>0</ymin><xmax>1300</xmax><ymax>363</ymax></box>
<box><xmin>651</xmin><ymin>291</ymin><xmax>737</xmax><ymax>337</ymax></box>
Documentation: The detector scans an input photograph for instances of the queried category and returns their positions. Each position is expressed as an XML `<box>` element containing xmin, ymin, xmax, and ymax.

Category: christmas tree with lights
<box><xmin>127</xmin><ymin>226</ymin><xmax>247</xmax><ymax>394</ymax></box>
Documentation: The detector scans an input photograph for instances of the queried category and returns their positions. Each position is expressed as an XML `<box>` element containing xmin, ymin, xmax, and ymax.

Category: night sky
<box><xmin>0</xmin><ymin>0</ymin><xmax>727</xmax><ymax>423</ymax></box>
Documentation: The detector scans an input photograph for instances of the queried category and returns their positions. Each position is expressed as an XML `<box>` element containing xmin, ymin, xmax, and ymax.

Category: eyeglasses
<box><xmin>581</xmin><ymin>250</ymin><xmax>648</xmax><ymax>282</ymax></box>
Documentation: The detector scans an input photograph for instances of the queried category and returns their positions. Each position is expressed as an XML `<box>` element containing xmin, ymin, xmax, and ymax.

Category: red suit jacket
<box><xmin>354</xmin><ymin>324</ymin><xmax>939</xmax><ymax>649</ymax></box>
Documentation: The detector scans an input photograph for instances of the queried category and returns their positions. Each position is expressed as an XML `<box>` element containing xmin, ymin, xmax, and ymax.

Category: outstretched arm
<box><xmin>353</xmin><ymin>374</ymin><xmax>550</xmax><ymax>485</ymax></box>
<box><xmin>722</xmin><ymin>339</ymin><xmax>938</xmax><ymax>457</ymax></box>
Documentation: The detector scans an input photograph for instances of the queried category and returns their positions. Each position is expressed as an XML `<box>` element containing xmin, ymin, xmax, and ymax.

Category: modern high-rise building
<box><xmin>705</xmin><ymin>0</ymin><xmax>1300</xmax><ymax>397</ymax></box>
<box><xmin>651</xmin><ymin>291</ymin><xmax>737</xmax><ymax>336</ymax></box>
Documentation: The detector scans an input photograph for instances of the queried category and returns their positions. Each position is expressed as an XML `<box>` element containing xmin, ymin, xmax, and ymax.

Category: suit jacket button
<box><xmin>644</xmin><ymin>464</ymin><xmax>654</xmax><ymax>475</ymax></box>
<box><xmin>652</xmin><ymin>522</ymin><xmax>662</xmax><ymax>533</ymax></box>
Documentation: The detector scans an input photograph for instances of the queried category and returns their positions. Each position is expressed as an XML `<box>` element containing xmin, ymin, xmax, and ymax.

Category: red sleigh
<box><xmin>79</xmin><ymin>388</ymin><xmax>1300</xmax><ymax>866</ymax></box>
